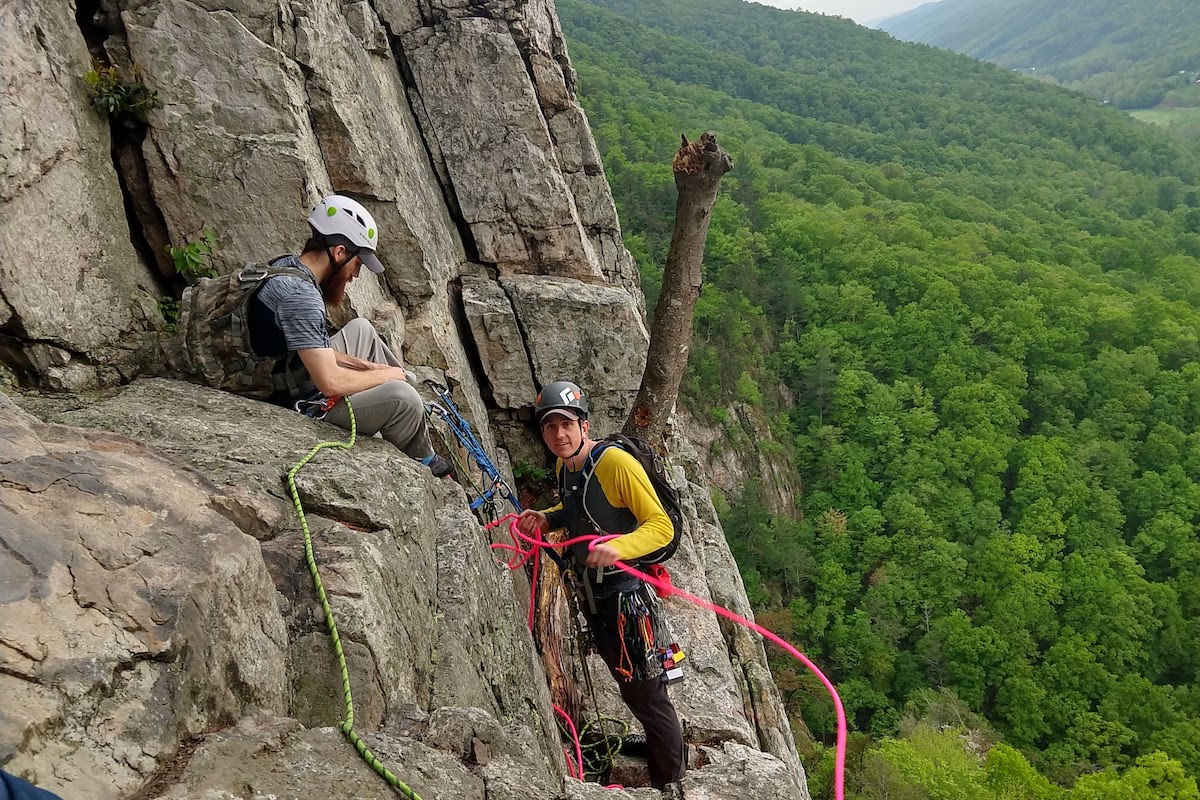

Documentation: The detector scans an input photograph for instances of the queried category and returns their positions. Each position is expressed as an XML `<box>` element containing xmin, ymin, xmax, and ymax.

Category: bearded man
<box><xmin>177</xmin><ymin>193</ymin><xmax>452</xmax><ymax>477</ymax></box>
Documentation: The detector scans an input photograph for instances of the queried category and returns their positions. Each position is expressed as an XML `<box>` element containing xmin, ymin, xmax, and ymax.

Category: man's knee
<box><xmin>339</xmin><ymin>317</ymin><xmax>377</xmax><ymax>337</ymax></box>
<box><xmin>374</xmin><ymin>379</ymin><xmax>424</xmax><ymax>418</ymax></box>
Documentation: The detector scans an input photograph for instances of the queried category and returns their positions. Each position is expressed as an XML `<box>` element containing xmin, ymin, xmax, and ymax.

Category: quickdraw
<box><xmin>294</xmin><ymin>393</ymin><xmax>341</xmax><ymax>420</ymax></box>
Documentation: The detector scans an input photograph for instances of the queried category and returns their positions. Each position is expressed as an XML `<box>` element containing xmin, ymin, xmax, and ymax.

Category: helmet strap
<box><xmin>564</xmin><ymin>420</ymin><xmax>587</xmax><ymax>466</ymax></box>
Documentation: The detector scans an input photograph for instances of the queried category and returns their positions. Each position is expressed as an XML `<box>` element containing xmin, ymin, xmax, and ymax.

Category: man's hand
<box><xmin>516</xmin><ymin>510</ymin><xmax>548</xmax><ymax>536</ymax></box>
<box><xmin>585</xmin><ymin>542</ymin><xmax>620</xmax><ymax>568</ymax></box>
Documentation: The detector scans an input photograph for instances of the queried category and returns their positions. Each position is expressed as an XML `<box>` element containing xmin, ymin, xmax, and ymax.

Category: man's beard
<box><xmin>321</xmin><ymin>269</ymin><xmax>350</xmax><ymax>307</ymax></box>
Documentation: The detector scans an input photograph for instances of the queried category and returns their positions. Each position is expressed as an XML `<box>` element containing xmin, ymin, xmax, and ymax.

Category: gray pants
<box><xmin>322</xmin><ymin>318</ymin><xmax>433</xmax><ymax>460</ymax></box>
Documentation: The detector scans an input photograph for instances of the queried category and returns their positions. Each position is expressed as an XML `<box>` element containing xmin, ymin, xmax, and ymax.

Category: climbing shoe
<box><xmin>425</xmin><ymin>453</ymin><xmax>456</xmax><ymax>479</ymax></box>
<box><xmin>620</xmin><ymin>732</ymin><xmax>649</xmax><ymax>758</ymax></box>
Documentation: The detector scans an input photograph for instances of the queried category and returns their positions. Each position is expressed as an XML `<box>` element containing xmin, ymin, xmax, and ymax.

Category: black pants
<box><xmin>590</xmin><ymin>585</ymin><xmax>686</xmax><ymax>789</ymax></box>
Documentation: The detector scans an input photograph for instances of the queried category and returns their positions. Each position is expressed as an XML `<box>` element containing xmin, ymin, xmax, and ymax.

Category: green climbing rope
<box><xmin>576</xmin><ymin>715</ymin><xmax>630</xmax><ymax>781</ymax></box>
<box><xmin>286</xmin><ymin>399</ymin><xmax>423</xmax><ymax>800</ymax></box>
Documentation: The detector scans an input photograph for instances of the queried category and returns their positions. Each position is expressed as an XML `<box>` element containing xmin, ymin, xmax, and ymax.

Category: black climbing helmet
<box><xmin>534</xmin><ymin>380</ymin><xmax>589</xmax><ymax>424</ymax></box>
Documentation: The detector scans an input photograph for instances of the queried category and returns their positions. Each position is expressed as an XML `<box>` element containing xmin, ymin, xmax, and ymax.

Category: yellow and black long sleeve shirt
<box><xmin>542</xmin><ymin>446</ymin><xmax>673</xmax><ymax>585</ymax></box>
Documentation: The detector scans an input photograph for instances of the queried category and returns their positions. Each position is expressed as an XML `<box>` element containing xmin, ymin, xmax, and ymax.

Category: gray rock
<box><xmin>677</xmin><ymin>741</ymin><xmax>810</xmax><ymax>800</ymax></box>
<box><xmin>124</xmin><ymin>0</ymin><xmax>463</xmax><ymax>299</ymax></box>
<box><xmin>0</xmin><ymin>0</ymin><xmax>160</xmax><ymax>385</ymax></box>
<box><xmin>461</xmin><ymin>274</ymin><xmax>536</xmax><ymax>410</ymax></box>
<box><xmin>38</xmin><ymin>380</ymin><xmax>563</xmax><ymax>780</ymax></box>
<box><xmin>0</xmin><ymin>393</ymin><xmax>288</xmax><ymax>798</ymax></box>
<box><xmin>151</xmin><ymin>713</ymin><xmax>475</xmax><ymax>800</ymax></box>
<box><xmin>402</xmin><ymin>16</ymin><xmax>602</xmax><ymax>279</ymax></box>
<box><xmin>125</xmin><ymin>0</ymin><xmax>325</xmax><ymax>261</ymax></box>
<box><xmin>678</xmin><ymin>405</ymin><xmax>803</xmax><ymax>519</ymax></box>
<box><xmin>501</xmin><ymin>275</ymin><xmax>648</xmax><ymax>430</ymax></box>
<box><xmin>684</xmin><ymin>476</ymin><xmax>806</xmax><ymax>790</ymax></box>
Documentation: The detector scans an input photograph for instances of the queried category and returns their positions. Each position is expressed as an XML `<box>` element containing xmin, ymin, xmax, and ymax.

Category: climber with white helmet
<box><xmin>170</xmin><ymin>193</ymin><xmax>453</xmax><ymax>478</ymax></box>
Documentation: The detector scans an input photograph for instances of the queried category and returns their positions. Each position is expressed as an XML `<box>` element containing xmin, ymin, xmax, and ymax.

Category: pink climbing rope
<box><xmin>553</xmin><ymin>704</ymin><xmax>585</xmax><ymax>781</ymax></box>
<box><xmin>485</xmin><ymin>513</ymin><xmax>847</xmax><ymax>800</ymax></box>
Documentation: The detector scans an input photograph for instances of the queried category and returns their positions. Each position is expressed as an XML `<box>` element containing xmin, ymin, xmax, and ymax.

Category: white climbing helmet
<box><xmin>307</xmin><ymin>194</ymin><xmax>384</xmax><ymax>273</ymax></box>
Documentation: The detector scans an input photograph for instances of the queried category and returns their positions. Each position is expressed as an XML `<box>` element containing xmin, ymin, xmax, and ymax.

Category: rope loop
<box><xmin>484</xmin><ymin>514</ymin><xmax>848</xmax><ymax>799</ymax></box>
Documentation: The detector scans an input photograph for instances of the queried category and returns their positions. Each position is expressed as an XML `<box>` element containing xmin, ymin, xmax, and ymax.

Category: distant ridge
<box><xmin>880</xmin><ymin>0</ymin><xmax>1200</xmax><ymax>109</ymax></box>
<box><xmin>868</xmin><ymin>0</ymin><xmax>945</xmax><ymax>31</ymax></box>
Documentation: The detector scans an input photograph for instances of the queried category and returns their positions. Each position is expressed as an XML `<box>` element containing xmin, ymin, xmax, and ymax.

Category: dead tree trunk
<box><xmin>624</xmin><ymin>132</ymin><xmax>732</xmax><ymax>447</ymax></box>
<box><xmin>535</xmin><ymin>557</ymin><xmax>583</xmax><ymax>729</ymax></box>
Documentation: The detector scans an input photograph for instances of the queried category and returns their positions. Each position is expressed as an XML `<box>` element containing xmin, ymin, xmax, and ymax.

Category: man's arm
<box><xmin>335</xmin><ymin>353</ymin><xmax>384</xmax><ymax>371</ymax></box>
<box><xmin>591</xmin><ymin>449</ymin><xmax>673</xmax><ymax>563</ymax></box>
<box><xmin>334</xmin><ymin>353</ymin><xmax>419</xmax><ymax>385</ymax></box>
<box><xmin>298</xmin><ymin>348</ymin><xmax>409</xmax><ymax>397</ymax></box>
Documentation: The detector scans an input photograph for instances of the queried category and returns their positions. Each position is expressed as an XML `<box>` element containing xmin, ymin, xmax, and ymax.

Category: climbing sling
<box><xmin>423</xmin><ymin>380</ymin><xmax>520</xmax><ymax>520</ymax></box>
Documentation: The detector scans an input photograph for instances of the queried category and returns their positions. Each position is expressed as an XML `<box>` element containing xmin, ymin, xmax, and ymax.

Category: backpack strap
<box><xmin>559</xmin><ymin>442</ymin><xmax>621</xmax><ymax>589</ymax></box>
<box><xmin>578</xmin><ymin>441</ymin><xmax>618</xmax><ymax>536</ymax></box>
<box><xmin>240</xmin><ymin>259</ymin><xmax>323</xmax><ymax>399</ymax></box>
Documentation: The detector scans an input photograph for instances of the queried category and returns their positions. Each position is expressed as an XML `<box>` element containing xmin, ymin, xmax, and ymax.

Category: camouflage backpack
<box><xmin>167</xmin><ymin>261</ymin><xmax>319</xmax><ymax>400</ymax></box>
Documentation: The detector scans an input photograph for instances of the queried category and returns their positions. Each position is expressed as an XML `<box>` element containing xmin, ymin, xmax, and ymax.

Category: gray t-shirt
<box><xmin>249</xmin><ymin>256</ymin><xmax>330</xmax><ymax>356</ymax></box>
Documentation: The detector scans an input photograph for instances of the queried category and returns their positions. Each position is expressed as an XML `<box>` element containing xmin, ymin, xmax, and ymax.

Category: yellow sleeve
<box><xmin>593</xmin><ymin>448</ymin><xmax>674</xmax><ymax>561</ymax></box>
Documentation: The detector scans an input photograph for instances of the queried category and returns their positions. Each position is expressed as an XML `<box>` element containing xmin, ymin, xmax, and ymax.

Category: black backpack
<box><xmin>571</xmin><ymin>433</ymin><xmax>685</xmax><ymax>565</ymax></box>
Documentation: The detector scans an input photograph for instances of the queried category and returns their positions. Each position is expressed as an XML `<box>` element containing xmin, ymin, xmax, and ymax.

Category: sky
<box><xmin>756</xmin><ymin>0</ymin><xmax>934</xmax><ymax>25</ymax></box>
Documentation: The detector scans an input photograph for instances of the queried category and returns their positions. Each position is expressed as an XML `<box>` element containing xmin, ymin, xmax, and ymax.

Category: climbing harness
<box><xmin>286</xmin><ymin>399</ymin><xmax>423</xmax><ymax>800</ymax></box>
<box><xmin>487</xmin><ymin>513</ymin><xmax>849</xmax><ymax>800</ymax></box>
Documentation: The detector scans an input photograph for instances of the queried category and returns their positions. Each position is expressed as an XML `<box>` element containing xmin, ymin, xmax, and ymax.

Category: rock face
<box><xmin>680</xmin><ymin>405</ymin><xmax>804</xmax><ymax>518</ymax></box>
<box><xmin>5</xmin><ymin>380</ymin><xmax>808</xmax><ymax>798</ymax></box>
<box><xmin>0</xmin><ymin>0</ymin><xmax>812</xmax><ymax>795</ymax></box>
<box><xmin>501</xmin><ymin>274</ymin><xmax>649</xmax><ymax>432</ymax></box>
<box><xmin>0</xmin><ymin>393</ymin><xmax>289</xmax><ymax>797</ymax></box>
<box><xmin>0</xmin><ymin>0</ymin><xmax>161</xmax><ymax>389</ymax></box>
<box><xmin>7</xmin><ymin>380</ymin><xmax>564</xmax><ymax>798</ymax></box>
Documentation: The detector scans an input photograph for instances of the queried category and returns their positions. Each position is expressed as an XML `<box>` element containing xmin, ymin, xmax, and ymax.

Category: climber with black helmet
<box><xmin>516</xmin><ymin>380</ymin><xmax>686</xmax><ymax>789</ymax></box>
<box><xmin>238</xmin><ymin>194</ymin><xmax>451</xmax><ymax>479</ymax></box>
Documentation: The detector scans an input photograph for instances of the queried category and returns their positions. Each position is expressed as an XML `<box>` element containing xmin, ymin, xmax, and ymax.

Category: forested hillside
<box><xmin>559</xmin><ymin>0</ymin><xmax>1200</xmax><ymax>796</ymax></box>
<box><xmin>880</xmin><ymin>0</ymin><xmax>1200</xmax><ymax>110</ymax></box>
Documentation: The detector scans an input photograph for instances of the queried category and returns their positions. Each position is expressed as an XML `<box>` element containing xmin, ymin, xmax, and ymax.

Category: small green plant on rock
<box><xmin>157</xmin><ymin>296</ymin><xmax>180</xmax><ymax>332</ymax></box>
<box><xmin>513</xmin><ymin>458</ymin><xmax>552</xmax><ymax>484</ymax></box>
<box><xmin>84</xmin><ymin>63</ymin><xmax>160</xmax><ymax>121</ymax></box>
<box><xmin>167</xmin><ymin>229</ymin><xmax>220</xmax><ymax>283</ymax></box>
